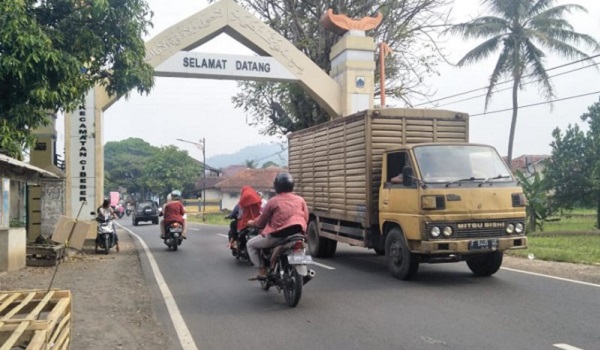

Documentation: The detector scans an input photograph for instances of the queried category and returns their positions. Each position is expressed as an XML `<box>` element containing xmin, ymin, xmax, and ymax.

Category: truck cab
<box><xmin>379</xmin><ymin>143</ymin><xmax>528</xmax><ymax>279</ymax></box>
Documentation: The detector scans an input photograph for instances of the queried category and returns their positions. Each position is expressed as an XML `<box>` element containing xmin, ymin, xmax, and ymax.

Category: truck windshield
<box><xmin>413</xmin><ymin>145</ymin><xmax>512</xmax><ymax>184</ymax></box>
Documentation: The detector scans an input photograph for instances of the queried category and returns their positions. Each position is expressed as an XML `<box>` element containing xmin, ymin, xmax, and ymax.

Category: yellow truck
<box><xmin>288</xmin><ymin>108</ymin><xmax>528</xmax><ymax>280</ymax></box>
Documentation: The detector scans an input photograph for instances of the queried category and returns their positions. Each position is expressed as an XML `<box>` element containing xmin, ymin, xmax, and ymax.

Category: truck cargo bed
<box><xmin>288</xmin><ymin>108</ymin><xmax>469</xmax><ymax>228</ymax></box>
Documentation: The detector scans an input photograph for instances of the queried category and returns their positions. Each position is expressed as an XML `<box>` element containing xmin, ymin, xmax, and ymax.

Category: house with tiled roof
<box><xmin>503</xmin><ymin>155</ymin><xmax>551</xmax><ymax>175</ymax></box>
<box><xmin>215</xmin><ymin>167</ymin><xmax>286</xmax><ymax>209</ymax></box>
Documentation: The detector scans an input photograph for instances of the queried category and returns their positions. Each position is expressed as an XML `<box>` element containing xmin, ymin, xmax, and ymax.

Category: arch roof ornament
<box><xmin>98</xmin><ymin>0</ymin><xmax>341</xmax><ymax>118</ymax></box>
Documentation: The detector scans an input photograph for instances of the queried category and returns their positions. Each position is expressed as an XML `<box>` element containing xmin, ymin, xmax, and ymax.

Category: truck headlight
<box><xmin>506</xmin><ymin>223</ymin><xmax>515</xmax><ymax>234</ymax></box>
<box><xmin>442</xmin><ymin>226</ymin><xmax>453</xmax><ymax>237</ymax></box>
<box><xmin>515</xmin><ymin>223</ymin><xmax>524</xmax><ymax>233</ymax></box>
<box><xmin>430</xmin><ymin>226</ymin><xmax>441</xmax><ymax>237</ymax></box>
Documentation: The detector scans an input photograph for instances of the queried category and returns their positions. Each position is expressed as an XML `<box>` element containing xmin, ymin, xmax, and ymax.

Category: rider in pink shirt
<box><xmin>247</xmin><ymin>172</ymin><xmax>308</xmax><ymax>280</ymax></box>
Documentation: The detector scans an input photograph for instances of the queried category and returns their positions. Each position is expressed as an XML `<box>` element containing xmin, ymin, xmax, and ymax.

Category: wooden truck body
<box><xmin>288</xmin><ymin>108</ymin><xmax>527</xmax><ymax>279</ymax></box>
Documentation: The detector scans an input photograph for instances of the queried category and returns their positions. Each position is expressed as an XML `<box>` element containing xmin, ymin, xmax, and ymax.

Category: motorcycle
<box><xmin>164</xmin><ymin>221</ymin><xmax>184</xmax><ymax>251</ymax></box>
<box><xmin>125</xmin><ymin>203</ymin><xmax>133</xmax><ymax>217</ymax></box>
<box><xmin>116</xmin><ymin>204</ymin><xmax>125</xmax><ymax>219</ymax></box>
<box><xmin>254</xmin><ymin>227</ymin><xmax>316</xmax><ymax>307</ymax></box>
<box><xmin>92</xmin><ymin>212</ymin><xmax>117</xmax><ymax>255</ymax></box>
<box><xmin>228</xmin><ymin>217</ymin><xmax>258</xmax><ymax>263</ymax></box>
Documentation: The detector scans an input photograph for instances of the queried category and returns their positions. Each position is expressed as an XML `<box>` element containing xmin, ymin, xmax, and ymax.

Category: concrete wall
<box><xmin>40</xmin><ymin>179</ymin><xmax>66</xmax><ymax>238</ymax></box>
<box><xmin>0</xmin><ymin>227</ymin><xmax>26</xmax><ymax>272</ymax></box>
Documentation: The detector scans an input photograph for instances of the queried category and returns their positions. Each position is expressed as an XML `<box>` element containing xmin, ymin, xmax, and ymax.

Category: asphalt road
<box><xmin>120</xmin><ymin>219</ymin><xmax>600</xmax><ymax>350</ymax></box>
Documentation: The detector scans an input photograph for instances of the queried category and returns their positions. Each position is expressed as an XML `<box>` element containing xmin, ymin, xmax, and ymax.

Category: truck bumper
<box><xmin>413</xmin><ymin>236</ymin><xmax>528</xmax><ymax>255</ymax></box>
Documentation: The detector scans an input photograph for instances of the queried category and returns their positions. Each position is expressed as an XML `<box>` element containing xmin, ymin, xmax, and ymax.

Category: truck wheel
<box><xmin>307</xmin><ymin>220</ymin><xmax>332</xmax><ymax>258</ymax></box>
<box><xmin>466</xmin><ymin>252</ymin><xmax>503</xmax><ymax>277</ymax></box>
<box><xmin>385</xmin><ymin>228</ymin><xmax>418</xmax><ymax>280</ymax></box>
<box><xmin>323</xmin><ymin>239</ymin><xmax>337</xmax><ymax>258</ymax></box>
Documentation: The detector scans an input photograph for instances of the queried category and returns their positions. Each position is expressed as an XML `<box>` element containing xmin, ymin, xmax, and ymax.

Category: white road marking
<box><xmin>119</xmin><ymin>224</ymin><xmax>199</xmax><ymax>350</ymax></box>
<box><xmin>554</xmin><ymin>343</ymin><xmax>584</xmax><ymax>350</ymax></box>
<box><xmin>501</xmin><ymin>267</ymin><xmax>600</xmax><ymax>288</ymax></box>
<box><xmin>311</xmin><ymin>261</ymin><xmax>336</xmax><ymax>270</ymax></box>
<box><xmin>217</xmin><ymin>233</ymin><xmax>228</xmax><ymax>238</ymax></box>
<box><xmin>189</xmin><ymin>227</ymin><xmax>201</xmax><ymax>231</ymax></box>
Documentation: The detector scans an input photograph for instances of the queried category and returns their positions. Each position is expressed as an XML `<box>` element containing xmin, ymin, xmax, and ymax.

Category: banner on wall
<box><xmin>1</xmin><ymin>179</ymin><xmax>9</xmax><ymax>227</ymax></box>
<box><xmin>68</xmin><ymin>89</ymin><xmax>96</xmax><ymax>218</ymax></box>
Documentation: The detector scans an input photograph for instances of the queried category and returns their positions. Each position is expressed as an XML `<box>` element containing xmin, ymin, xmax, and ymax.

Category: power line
<box><xmin>436</xmin><ymin>62</ymin><xmax>600</xmax><ymax>108</ymax></box>
<box><xmin>470</xmin><ymin>91</ymin><xmax>600</xmax><ymax>117</ymax></box>
<box><xmin>252</xmin><ymin>146</ymin><xmax>288</xmax><ymax>164</ymax></box>
<box><xmin>414</xmin><ymin>54</ymin><xmax>600</xmax><ymax>107</ymax></box>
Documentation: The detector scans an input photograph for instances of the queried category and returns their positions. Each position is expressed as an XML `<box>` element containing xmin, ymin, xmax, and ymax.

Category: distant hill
<box><xmin>206</xmin><ymin>143</ymin><xmax>288</xmax><ymax>168</ymax></box>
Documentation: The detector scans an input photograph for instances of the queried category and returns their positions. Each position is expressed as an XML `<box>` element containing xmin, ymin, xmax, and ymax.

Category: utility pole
<box><xmin>176</xmin><ymin>138</ymin><xmax>206</xmax><ymax>222</ymax></box>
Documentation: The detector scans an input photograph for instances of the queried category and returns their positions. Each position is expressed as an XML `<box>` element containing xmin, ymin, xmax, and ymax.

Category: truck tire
<box><xmin>307</xmin><ymin>220</ymin><xmax>335</xmax><ymax>258</ymax></box>
<box><xmin>323</xmin><ymin>239</ymin><xmax>337</xmax><ymax>258</ymax></box>
<box><xmin>385</xmin><ymin>228</ymin><xmax>419</xmax><ymax>280</ymax></box>
<box><xmin>466</xmin><ymin>252</ymin><xmax>503</xmax><ymax>277</ymax></box>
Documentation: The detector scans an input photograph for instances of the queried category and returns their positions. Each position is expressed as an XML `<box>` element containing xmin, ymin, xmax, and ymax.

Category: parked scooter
<box><xmin>254</xmin><ymin>227</ymin><xmax>316</xmax><ymax>307</ymax></box>
<box><xmin>92</xmin><ymin>211</ymin><xmax>117</xmax><ymax>255</ymax></box>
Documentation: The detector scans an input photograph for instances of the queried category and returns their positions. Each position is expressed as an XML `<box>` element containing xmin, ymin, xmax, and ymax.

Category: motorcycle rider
<box><xmin>161</xmin><ymin>190</ymin><xmax>187</xmax><ymax>239</ymax></box>
<box><xmin>97</xmin><ymin>197</ymin><xmax>120</xmax><ymax>252</ymax></box>
<box><xmin>225</xmin><ymin>203</ymin><xmax>241</xmax><ymax>248</ymax></box>
<box><xmin>247</xmin><ymin>172</ymin><xmax>308</xmax><ymax>280</ymax></box>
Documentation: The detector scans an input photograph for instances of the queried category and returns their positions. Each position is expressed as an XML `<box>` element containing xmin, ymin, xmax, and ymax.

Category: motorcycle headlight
<box><xmin>506</xmin><ymin>223</ymin><xmax>515</xmax><ymax>234</ymax></box>
<box><xmin>430</xmin><ymin>226</ymin><xmax>441</xmax><ymax>238</ymax></box>
<box><xmin>515</xmin><ymin>223</ymin><xmax>524</xmax><ymax>234</ymax></box>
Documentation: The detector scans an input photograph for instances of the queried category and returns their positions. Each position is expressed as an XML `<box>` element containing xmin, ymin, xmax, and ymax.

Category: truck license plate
<box><xmin>468</xmin><ymin>239</ymin><xmax>499</xmax><ymax>250</ymax></box>
<box><xmin>288</xmin><ymin>253</ymin><xmax>313</xmax><ymax>265</ymax></box>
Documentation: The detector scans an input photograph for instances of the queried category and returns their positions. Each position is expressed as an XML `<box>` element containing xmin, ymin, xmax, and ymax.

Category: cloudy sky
<box><xmin>57</xmin><ymin>0</ymin><xmax>600</xmax><ymax>162</ymax></box>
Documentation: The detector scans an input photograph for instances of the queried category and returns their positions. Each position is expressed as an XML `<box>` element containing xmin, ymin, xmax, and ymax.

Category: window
<box><xmin>386</xmin><ymin>152</ymin><xmax>411</xmax><ymax>183</ymax></box>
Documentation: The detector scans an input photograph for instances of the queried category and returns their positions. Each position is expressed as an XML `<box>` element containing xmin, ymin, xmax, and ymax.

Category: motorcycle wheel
<box><xmin>283</xmin><ymin>263</ymin><xmax>303</xmax><ymax>307</ymax></box>
<box><xmin>104</xmin><ymin>236</ymin><xmax>110</xmax><ymax>255</ymax></box>
<box><xmin>260</xmin><ymin>279</ymin><xmax>270</xmax><ymax>291</ymax></box>
<box><xmin>172</xmin><ymin>240</ymin><xmax>178</xmax><ymax>251</ymax></box>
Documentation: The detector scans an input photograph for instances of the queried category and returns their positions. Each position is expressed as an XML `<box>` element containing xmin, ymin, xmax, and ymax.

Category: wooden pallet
<box><xmin>0</xmin><ymin>290</ymin><xmax>72</xmax><ymax>350</ymax></box>
<box><xmin>26</xmin><ymin>243</ymin><xmax>65</xmax><ymax>267</ymax></box>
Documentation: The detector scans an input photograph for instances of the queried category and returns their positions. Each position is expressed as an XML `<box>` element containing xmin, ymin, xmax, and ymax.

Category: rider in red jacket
<box><xmin>162</xmin><ymin>190</ymin><xmax>186</xmax><ymax>239</ymax></box>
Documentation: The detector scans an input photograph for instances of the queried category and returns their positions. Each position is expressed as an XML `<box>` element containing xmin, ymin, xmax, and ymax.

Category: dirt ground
<box><xmin>0</xmin><ymin>230</ymin><xmax>172</xmax><ymax>350</ymax></box>
<box><xmin>1</xmin><ymin>231</ymin><xmax>599</xmax><ymax>350</ymax></box>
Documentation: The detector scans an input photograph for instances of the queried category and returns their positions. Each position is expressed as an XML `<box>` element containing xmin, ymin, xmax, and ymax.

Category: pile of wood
<box><xmin>26</xmin><ymin>242</ymin><xmax>65</xmax><ymax>267</ymax></box>
<box><xmin>0</xmin><ymin>289</ymin><xmax>72</xmax><ymax>350</ymax></box>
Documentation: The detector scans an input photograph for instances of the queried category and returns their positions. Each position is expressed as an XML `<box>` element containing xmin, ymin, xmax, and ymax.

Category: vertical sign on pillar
<box><xmin>69</xmin><ymin>90</ymin><xmax>96</xmax><ymax>217</ymax></box>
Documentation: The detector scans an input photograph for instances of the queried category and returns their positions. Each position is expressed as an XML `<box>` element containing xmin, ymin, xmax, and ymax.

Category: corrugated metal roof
<box><xmin>0</xmin><ymin>154</ymin><xmax>60</xmax><ymax>179</ymax></box>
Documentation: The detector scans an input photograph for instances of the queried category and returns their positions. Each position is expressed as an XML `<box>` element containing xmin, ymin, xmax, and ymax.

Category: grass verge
<box><xmin>506</xmin><ymin>233</ymin><xmax>600</xmax><ymax>265</ymax></box>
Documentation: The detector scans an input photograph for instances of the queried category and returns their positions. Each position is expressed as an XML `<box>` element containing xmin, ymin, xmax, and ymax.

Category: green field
<box><xmin>506</xmin><ymin>208</ymin><xmax>600</xmax><ymax>265</ymax></box>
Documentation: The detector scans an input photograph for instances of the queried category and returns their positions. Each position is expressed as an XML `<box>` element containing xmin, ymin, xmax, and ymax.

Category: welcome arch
<box><xmin>65</xmin><ymin>0</ymin><xmax>377</xmax><ymax>218</ymax></box>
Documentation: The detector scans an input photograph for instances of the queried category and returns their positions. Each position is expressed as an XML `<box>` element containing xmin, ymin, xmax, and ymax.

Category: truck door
<box><xmin>380</xmin><ymin>151</ymin><xmax>414</xmax><ymax>213</ymax></box>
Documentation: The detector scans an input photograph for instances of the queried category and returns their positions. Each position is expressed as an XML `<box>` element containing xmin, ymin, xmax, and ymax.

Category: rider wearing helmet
<box><xmin>97</xmin><ymin>197</ymin><xmax>120</xmax><ymax>252</ymax></box>
<box><xmin>161</xmin><ymin>190</ymin><xmax>187</xmax><ymax>239</ymax></box>
<box><xmin>246</xmin><ymin>172</ymin><xmax>309</xmax><ymax>280</ymax></box>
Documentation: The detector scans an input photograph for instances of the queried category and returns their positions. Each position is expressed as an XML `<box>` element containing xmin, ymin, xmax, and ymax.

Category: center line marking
<box><xmin>217</xmin><ymin>233</ymin><xmax>228</xmax><ymax>238</ymax></box>
<box><xmin>554</xmin><ymin>343</ymin><xmax>584</xmax><ymax>350</ymax></box>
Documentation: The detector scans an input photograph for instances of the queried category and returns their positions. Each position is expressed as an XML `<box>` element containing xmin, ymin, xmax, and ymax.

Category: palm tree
<box><xmin>449</xmin><ymin>0</ymin><xmax>599</xmax><ymax>169</ymax></box>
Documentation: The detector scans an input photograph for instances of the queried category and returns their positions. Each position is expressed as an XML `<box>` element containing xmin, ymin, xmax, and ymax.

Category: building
<box><xmin>215</xmin><ymin>167</ymin><xmax>285</xmax><ymax>210</ymax></box>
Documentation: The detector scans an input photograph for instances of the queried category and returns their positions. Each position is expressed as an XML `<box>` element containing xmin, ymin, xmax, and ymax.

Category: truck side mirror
<box><xmin>402</xmin><ymin>166</ymin><xmax>414</xmax><ymax>187</ymax></box>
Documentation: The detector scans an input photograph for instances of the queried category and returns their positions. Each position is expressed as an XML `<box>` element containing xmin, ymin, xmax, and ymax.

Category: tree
<box><xmin>141</xmin><ymin>146</ymin><xmax>203</xmax><ymax>201</ymax></box>
<box><xmin>261</xmin><ymin>161</ymin><xmax>279</xmax><ymax>168</ymax></box>
<box><xmin>448</xmin><ymin>0</ymin><xmax>599</xmax><ymax>168</ymax></box>
<box><xmin>514</xmin><ymin>170</ymin><xmax>552</xmax><ymax>232</ymax></box>
<box><xmin>0</xmin><ymin>0</ymin><xmax>154</xmax><ymax>158</ymax></box>
<box><xmin>244</xmin><ymin>159</ymin><xmax>258</xmax><ymax>169</ymax></box>
<box><xmin>104</xmin><ymin>138</ymin><xmax>158</xmax><ymax>195</ymax></box>
<box><xmin>209</xmin><ymin>0</ymin><xmax>451</xmax><ymax>135</ymax></box>
<box><xmin>544</xmin><ymin>97</ymin><xmax>600</xmax><ymax>228</ymax></box>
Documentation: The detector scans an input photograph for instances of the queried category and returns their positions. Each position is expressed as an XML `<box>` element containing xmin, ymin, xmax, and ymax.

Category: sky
<box><xmin>56</xmin><ymin>0</ymin><xmax>600</xmax><ymax>162</ymax></box>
